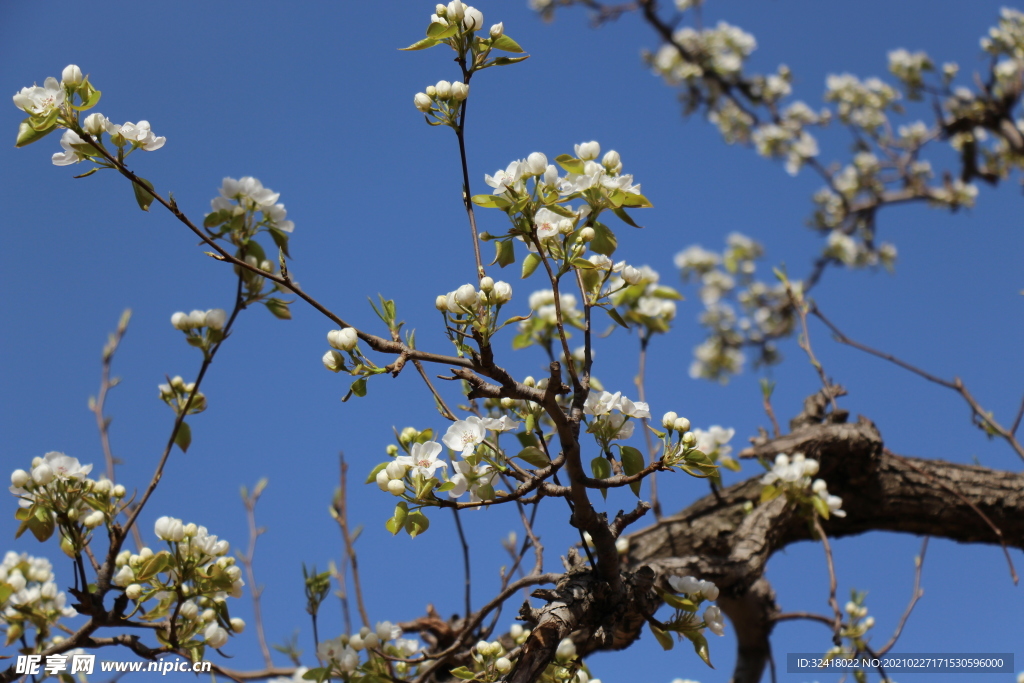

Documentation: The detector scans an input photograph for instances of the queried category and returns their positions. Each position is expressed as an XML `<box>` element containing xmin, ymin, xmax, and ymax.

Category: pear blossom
<box><xmin>396</xmin><ymin>441</ymin><xmax>447</xmax><ymax>478</ymax></box>
<box><xmin>533</xmin><ymin>207</ymin><xmax>563</xmax><ymax>242</ymax></box>
<box><xmin>526</xmin><ymin>151</ymin><xmax>547</xmax><ymax>175</ymax></box>
<box><xmin>442</xmin><ymin>417</ymin><xmax>486</xmax><ymax>457</ymax></box>
<box><xmin>704</xmin><ymin>605</ymin><xmax>726</xmax><ymax>636</ymax></box>
<box><xmin>574</xmin><ymin>140</ymin><xmax>601</xmax><ymax>160</ymax></box>
<box><xmin>36</xmin><ymin>452</ymin><xmax>92</xmax><ymax>480</ymax></box>
<box><xmin>584</xmin><ymin>390</ymin><xmax>621</xmax><ymax>416</ymax></box>
<box><xmin>414</xmin><ymin>92</ymin><xmax>433</xmax><ymax>112</ymax></box>
<box><xmin>154</xmin><ymin>516</ymin><xmax>185</xmax><ymax>542</ymax></box>
<box><xmin>265</xmin><ymin>203</ymin><xmax>295</xmax><ymax>232</ymax></box>
<box><xmin>462</xmin><ymin>5</ymin><xmax>484</xmax><ymax>31</ymax></box>
<box><xmin>106</xmin><ymin>120</ymin><xmax>165</xmax><ymax>151</ymax></box>
<box><xmin>480</xmin><ymin>415</ymin><xmax>520</xmax><ymax>432</ymax></box>
<box><xmin>82</xmin><ymin>112</ymin><xmax>108</xmax><ymax>136</ymax></box>
<box><xmin>376</xmin><ymin>621</ymin><xmax>401</xmax><ymax>641</ymax></box>
<box><xmin>51</xmin><ymin>129</ymin><xmax>93</xmax><ymax>166</ymax></box>
<box><xmin>484</xmin><ymin>160</ymin><xmax>524</xmax><ymax>196</ymax></box>
<box><xmin>492</xmin><ymin>280</ymin><xmax>513</xmax><ymax>304</ymax></box>
<box><xmin>449</xmin><ymin>460</ymin><xmax>497</xmax><ymax>501</ymax></box>
<box><xmin>205</xmin><ymin>623</ymin><xmax>229</xmax><ymax>649</ymax></box>
<box><xmin>328</xmin><ymin>327</ymin><xmax>359</xmax><ymax>351</ymax></box>
<box><xmin>13</xmin><ymin>77</ymin><xmax>65</xmax><ymax>116</ymax></box>
<box><xmin>668</xmin><ymin>575</ymin><xmax>702</xmax><ymax>595</ymax></box>
<box><xmin>451</xmin><ymin>82</ymin><xmax>469</xmax><ymax>100</ymax></box>
<box><xmin>218</xmin><ymin>176</ymin><xmax>280</xmax><ymax>208</ymax></box>
<box><xmin>618</xmin><ymin>397</ymin><xmax>651</xmax><ymax>419</ymax></box>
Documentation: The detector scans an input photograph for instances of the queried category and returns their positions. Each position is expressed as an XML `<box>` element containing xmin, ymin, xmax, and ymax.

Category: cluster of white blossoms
<box><xmin>761</xmin><ymin>453</ymin><xmax>846</xmax><ymax>519</ymax></box>
<box><xmin>650</xmin><ymin>21</ymin><xmax>757</xmax><ymax>82</ymax></box>
<box><xmin>484</xmin><ymin>145</ymin><xmax>640</xmax><ymax>206</ymax></box>
<box><xmin>750</xmin><ymin>100</ymin><xmax>823</xmax><ymax>176</ymax></box>
<box><xmin>437</xmin><ymin>278</ymin><xmax>513</xmax><ymax>316</ymax></box>
<box><xmin>888</xmin><ymin>48</ymin><xmax>933</xmax><ymax>98</ymax></box>
<box><xmin>158</xmin><ymin>375</ymin><xmax>208</xmax><ymax>416</ymax></box>
<box><xmin>842</xmin><ymin>598</ymin><xmax>875</xmax><ymax>638</ymax></box>
<box><xmin>824</xmin><ymin>72</ymin><xmax>901</xmax><ymax>131</ymax></box>
<box><xmin>667</xmin><ymin>575</ymin><xmax>726</xmax><ymax>637</ymax></box>
<box><xmin>210</xmin><ymin>177</ymin><xmax>294</xmax><ymax>233</ymax></box>
<box><xmin>316</xmin><ymin>622</ymin><xmax>420</xmax><ymax>678</ymax></box>
<box><xmin>584</xmin><ymin>390</ymin><xmax>650</xmax><ymax>446</ymax></box>
<box><xmin>607</xmin><ymin>264</ymin><xmax>680</xmax><ymax>334</ymax></box>
<box><xmin>0</xmin><ymin>551</ymin><xmax>77</xmax><ymax>645</ymax></box>
<box><xmin>981</xmin><ymin>7</ymin><xmax>1024</xmax><ymax>57</ymax></box>
<box><xmin>413</xmin><ymin>78</ymin><xmax>470</xmax><ymax>117</ymax></box>
<box><xmin>171</xmin><ymin>309</ymin><xmax>226</xmax><ymax>331</ymax></box>
<box><xmin>430</xmin><ymin>1</ymin><xmax>485</xmax><ymax>32</ymax></box>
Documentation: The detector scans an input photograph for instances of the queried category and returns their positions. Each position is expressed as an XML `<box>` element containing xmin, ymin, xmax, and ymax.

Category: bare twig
<box><xmin>634</xmin><ymin>333</ymin><xmax>662</xmax><ymax>518</ymax></box>
<box><xmin>333</xmin><ymin>455</ymin><xmax>371</xmax><ymax>629</ymax></box>
<box><xmin>812</xmin><ymin>516</ymin><xmax>843</xmax><ymax>645</ymax></box>
<box><xmin>239</xmin><ymin>479</ymin><xmax>274</xmax><ymax>668</ymax></box>
<box><xmin>878</xmin><ymin>536</ymin><xmax>928</xmax><ymax>655</ymax></box>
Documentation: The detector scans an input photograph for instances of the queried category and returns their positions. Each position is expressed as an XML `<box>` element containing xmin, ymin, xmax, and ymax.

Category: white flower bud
<box><xmin>202</xmin><ymin>608</ymin><xmax>217</xmax><ymax>622</ymax></box>
<box><xmin>113</xmin><ymin>565</ymin><xmax>135</xmax><ymax>587</ymax></box>
<box><xmin>455</xmin><ymin>283</ymin><xmax>478</xmax><ymax>307</ymax></box>
<box><xmin>435</xmin><ymin>80</ymin><xmax>452</xmax><ymax>99</ymax></box>
<box><xmin>492</xmin><ymin>281</ymin><xmax>513</xmax><ymax>304</ymax></box>
<box><xmin>62</xmin><ymin>64</ymin><xmax>83</xmax><ymax>87</ymax></box>
<box><xmin>509</xmin><ymin>624</ymin><xmax>524</xmax><ymax>639</ymax></box>
<box><xmin>83</xmin><ymin>510</ymin><xmax>105</xmax><ymax>528</ymax></box>
<box><xmin>803</xmin><ymin>458</ymin><xmax>820</xmax><ymax>476</ymax></box>
<box><xmin>83</xmin><ymin>112</ymin><xmax>107</xmax><ymax>136</ymax></box>
<box><xmin>229</xmin><ymin>617</ymin><xmax>246</xmax><ymax>633</ymax></box>
<box><xmin>205</xmin><ymin>309</ymin><xmax>226</xmax><ymax>331</ymax></box>
<box><xmin>154</xmin><ymin>516</ymin><xmax>185</xmax><ymax>542</ymax></box>
<box><xmin>661</xmin><ymin>412</ymin><xmax>678</xmax><ymax>429</ymax></box>
<box><xmin>521</xmin><ymin>152</ymin><xmax>546</xmax><ymax>177</ymax></box>
<box><xmin>681</xmin><ymin>431</ymin><xmax>696</xmax><ymax>447</ymax></box>
<box><xmin>602</xmin><ymin>149</ymin><xmax>621</xmax><ymax>171</ymax></box>
<box><xmin>579</xmin><ymin>227</ymin><xmax>595</xmax><ymax>242</ymax></box>
<box><xmin>376</xmin><ymin>469</ymin><xmax>391</xmax><ymax>491</ymax></box>
<box><xmin>323</xmin><ymin>350</ymin><xmax>345</xmax><ymax>373</ymax></box>
<box><xmin>463</xmin><ymin>6</ymin><xmax>484</xmax><ymax>31</ymax></box>
<box><xmin>621</xmin><ymin>265</ymin><xmax>642</xmax><ymax>285</ymax></box>
<box><xmin>327</xmin><ymin>327</ymin><xmax>358</xmax><ymax>351</ymax></box>
<box><xmin>480</xmin><ymin>276</ymin><xmax>494</xmax><ymax>291</ymax></box>
<box><xmin>543</xmin><ymin>164</ymin><xmax>559</xmax><ymax>187</ymax></box>
<box><xmin>435</xmin><ymin>4</ymin><xmax>447</xmax><ymax>15</ymax></box>
<box><xmin>435</xmin><ymin>294</ymin><xmax>449</xmax><ymax>310</ymax></box>
<box><xmin>447</xmin><ymin>1</ymin><xmax>465</xmax><ymax>21</ymax></box>
<box><xmin>616</xmin><ymin>537</ymin><xmax>629</xmax><ymax>554</ymax></box>
<box><xmin>186</xmin><ymin>310</ymin><xmax>206</xmax><ymax>328</ymax></box>
<box><xmin>32</xmin><ymin>464</ymin><xmax>54</xmax><ymax>486</ymax></box>
<box><xmin>349</xmin><ymin>634</ymin><xmax>365</xmax><ymax>651</ymax></box>
<box><xmin>125</xmin><ymin>583</ymin><xmax>143</xmax><ymax>600</ymax></box>
<box><xmin>205</xmin><ymin>624</ymin><xmax>229</xmax><ymax>649</ymax></box>
<box><xmin>495</xmin><ymin>657</ymin><xmax>512</xmax><ymax>673</ymax></box>
<box><xmin>11</xmin><ymin>469</ymin><xmax>30</xmax><ymax>488</ymax></box>
<box><xmin>386</xmin><ymin>461</ymin><xmax>407</xmax><ymax>479</ymax></box>
<box><xmin>183</xmin><ymin>522</ymin><xmax>197</xmax><ymax>537</ymax></box>
<box><xmin>555</xmin><ymin>637</ymin><xmax>577</xmax><ymax>661</ymax></box>
<box><xmin>674</xmin><ymin>417</ymin><xmax>691</xmax><ymax>433</ymax></box>
<box><xmin>116</xmin><ymin>550</ymin><xmax>132</xmax><ymax>566</ymax></box>
<box><xmin>138</xmin><ymin>547</ymin><xmax>154</xmax><ymax>560</ymax></box>
<box><xmin>112</xmin><ymin>484</ymin><xmax>126</xmax><ymax>498</ymax></box>
<box><xmin>387</xmin><ymin>479</ymin><xmax>405</xmax><ymax>496</ymax></box>
<box><xmin>490</xmin><ymin>22</ymin><xmax>504</xmax><ymax>39</ymax></box>
<box><xmin>574</xmin><ymin>140</ymin><xmax>601</xmax><ymax>160</ymax></box>
<box><xmin>699</xmin><ymin>579</ymin><xmax>720</xmax><ymax>601</ymax></box>
<box><xmin>363</xmin><ymin>632</ymin><xmax>380</xmax><ymax>649</ymax></box>
<box><xmin>170</xmin><ymin>311</ymin><xmax>188</xmax><ymax>330</ymax></box>
<box><xmin>451</xmin><ymin>81</ymin><xmax>469</xmax><ymax>101</ymax></box>
<box><xmin>414</xmin><ymin>92</ymin><xmax>433</xmax><ymax>113</ymax></box>
<box><xmin>812</xmin><ymin>478</ymin><xmax>828</xmax><ymax>494</ymax></box>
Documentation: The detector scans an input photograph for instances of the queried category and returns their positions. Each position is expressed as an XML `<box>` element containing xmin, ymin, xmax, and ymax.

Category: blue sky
<box><xmin>2</xmin><ymin>1</ymin><xmax>1022</xmax><ymax>682</ymax></box>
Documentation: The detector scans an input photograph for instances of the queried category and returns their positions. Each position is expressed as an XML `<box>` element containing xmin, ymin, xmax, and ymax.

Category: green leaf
<box><xmin>472</xmin><ymin>194</ymin><xmax>511</xmax><ymax>209</ymax></box>
<box><xmin>73</xmin><ymin>167</ymin><xmax>100</xmax><ymax>179</ymax></box>
<box><xmin>516</xmin><ymin>447</ymin><xmax>550</xmax><ymax>468</ymax></box>
<box><xmin>136</xmin><ymin>552</ymin><xmax>172</xmax><ymax>582</ymax></box>
<box><xmin>269</xmin><ymin>227</ymin><xmax>292</xmax><ymax>258</ymax></box>
<box><xmin>720</xmin><ymin>456</ymin><xmax>741</xmax><ymax>472</ymax></box>
<box><xmin>812</xmin><ymin>495</ymin><xmax>831</xmax><ymax>520</ymax></box>
<box><xmin>351</xmin><ymin>378</ymin><xmax>367</xmax><ymax>398</ymax></box>
<box><xmin>132</xmin><ymin>177</ymin><xmax>156</xmax><ymax>212</ymax></box>
<box><xmin>15</xmin><ymin>117</ymin><xmax>57</xmax><ymax>147</ymax></box>
<box><xmin>684</xmin><ymin>630</ymin><xmax>713</xmax><ymax>668</ymax></box>
<box><xmin>591</xmin><ymin>456</ymin><xmax>611</xmax><ymax>481</ymax></box>
<box><xmin>606</xmin><ymin>307</ymin><xmax>630</xmax><ymax>329</ymax></box>
<box><xmin>26</xmin><ymin>507</ymin><xmax>56</xmax><ymax>543</ymax></box>
<box><xmin>426</xmin><ymin>21</ymin><xmax>458</xmax><ymax>40</ymax></box>
<box><xmin>612</xmin><ymin>207</ymin><xmax>644</xmax><ymax>229</ymax></box>
<box><xmin>760</xmin><ymin>484</ymin><xmax>781</xmax><ymax>503</ymax></box>
<box><xmin>570</xmin><ymin>258</ymin><xmax>596</xmax><ymax>270</ymax></box>
<box><xmin>0</xmin><ymin>584</ymin><xmax>12</xmax><ymax>606</ymax></box>
<box><xmin>175</xmin><ymin>421</ymin><xmax>192</xmax><ymax>453</ymax></box>
<box><xmin>301</xmin><ymin>666</ymin><xmax>330</xmax><ymax>682</ymax></box>
<box><xmin>488</xmin><ymin>55</ymin><xmax>529</xmax><ymax>67</ymax></box>
<box><xmin>620</xmin><ymin>446</ymin><xmax>644</xmax><ymax>497</ymax></box>
<box><xmin>590</xmin><ymin>222</ymin><xmax>618</xmax><ymax>256</ymax></box>
<box><xmin>554</xmin><ymin>154</ymin><xmax>585</xmax><ymax>175</ymax></box>
<box><xmin>29</xmin><ymin>109</ymin><xmax>59</xmax><ymax>132</ymax></box>
<box><xmin>449</xmin><ymin>666</ymin><xmax>479</xmax><ymax>680</ymax></box>
<box><xmin>662</xmin><ymin>592</ymin><xmax>699</xmax><ymax>611</ymax></box>
<box><xmin>366</xmin><ymin>462</ymin><xmax>387</xmax><ymax>484</ymax></box>
<box><xmin>490</xmin><ymin>35</ymin><xmax>525</xmax><ymax>53</ymax></box>
<box><xmin>264</xmin><ymin>298</ymin><xmax>292</xmax><ymax>320</ymax></box>
<box><xmin>436</xmin><ymin>481</ymin><xmax>455</xmax><ymax>493</ymax></box>
<box><xmin>650</xmin><ymin>624</ymin><xmax>674</xmax><ymax>651</ymax></box>
<box><xmin>404</xmin><ymin>510</ymin><xmax>430</xmax><ymax>538</ymax></box>
<box><xmin>521</xmin><ymin>252</ymin><xmax>541</xmax><ymax>279</ymax></box>
<box><xmin>650</xmin><ymin>285</ymin><xmax>683</xmax><ymax>300</ymax></box>
<box><xmin>386</xmin><ymin>502</ymin><xmax>409</xmax><ymax>535</ymax></box>
<box><xmin>493</xmin><ymin>239</ymin><xmax>516</xmax><ymax>268</ymax></box>
<box><xmin>400</xmin><ymin>37</ymin><xmax>441</xmax><ymax>51</ymax></box>
<box><xmin>620</xmin><ymin>192</ymin><xmax>653</xmax><ymax>208</ymax></box>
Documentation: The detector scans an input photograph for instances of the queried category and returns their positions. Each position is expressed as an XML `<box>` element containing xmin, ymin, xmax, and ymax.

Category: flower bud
<box><xmin>579</xmin><ymin>227</ymin><xmax>595</xmax><ymax>242</ymax></box>
<box><xmin>10</xmin><ymin>469</ymin><xmax>30</xmax><ymax>488</ymax></box>
<box><xmin>602</xmin><ymin>150</ymin><xmax>621</xmax><ymax>171</ymax></box>
<box><xmin>435</xmin><ymin>294</ymin><xmax>449</xmax><ymax>310</ymax></box>
<box><xmin>490</xmin><ymin>22</ymin><xmax>504</xmax><ymax>39</ymax></box>
<box><xmin>492</xmin><ymin>281</ymin><xmax>512</xmax><ymax>304</ymax></box>
<box><xmin>500</xmin><ymin>397</ymin><xmax>515</xmax><ymax>409</ymax></box>
<box><xmin>113</xmin><ymin>484</ymin><xmax>126</xmax><ymax>498</ymax></box>
<box><xmin>376</xmin><ymin>469</ymin><xmax>391</xmax><ymax>492</ymax></box>
<box><xmin>170</xmin><ymin>312</ymin><xmax>189</xmax><ymax>330</ymax></box>
<box><xmin>435</xmin><ymin>4</ymin><xmax>447</xmax><ymax>15</ymax></box>
<box><xmin>187</xmin><ymin>309</ymin><xmax>207</xmax><ymax>328</ymax></box>
<box><xmin>616</xmin><ymin>537</ymin><xmax>629</xmax><ymax>554</ymax></box>
<box><xmin>495</xmin><ymin>657</ymin><xmax>512</xmax><ymax>673</ymax></box>
<box><xmin>621</xmin><ymin>265</ymin><xmax>642</xmax><ymax>285</ymax></box>
<box><xmin>575</xmin><ymin>140</ymin><xmax>601</xmax><ymax>161</ymax></box>
<box><xmin>555</xmin><ymin>637</ymin><xmax>577</xmax><ymax>661</ymax></box>
<box><xmin>509</xmin><ymin>624</ymin><xmax>524</xmax><ymax>639</ymax></box>
<box><xmin>435</xmin><ymin>80</ymin><xmax>452</xmax><ymax>99</ymax></box>
<box><xmin>414</xmin><ymin>92</ymin><xmax>433</xmax><ymax>113</ymax></box>
<box><xmin>32</xmin><ymin>464</ymin><xmax>54</xmax><ymax>486</ymax></box>
<box><xmin>387</xmin><ymin>479</ymin><xmax>405</xmax><ymax>496</ymax></box>
<box><xmin>543</xmin><ymin>164</ymin><xmax>559</xmax><ymax>187</ymax></box>
<box><xmin>400</xmin><ymin>427</ymin><xmax>418</xmax><ymax>444</ymax></box>
<box><xmin>83</xmin><ymin>510</ymin><xmax>105</xmax><ymax>528</ymax></box>
<box><xmin>180</xmin><ymin>601</ymin><xmax>199</xmax><ymax>620</ymax></box>
<box><xmin>154</xmin><ymin>516</ymin><xmax>185</xmax><ymax>542</ymax></box>
<box><xmin>661</xmin><ymin>412</ymin><xmax>678</xmax><ymax>429</ymax></box>
<box><xmin>62</xmin><ymin>64</ymin><xmax>83</xmax><ymax>87</ymax></box>
<box><xmin>202</xmin><ymin>608</ymin><xmax>217</xmax><ymax>622</ymax></box>
<box><xmin>673</xmin><ymin>417</ymin><xmax>691</xmax><ymax>433</ymax></box>
<box><xmin>526</xmin><ymin>152</ymin><xmax>547</xmax><ymax>176</ymax></box>
<box><xmin>479</xmin><ymin>276</ymin><xmax>494</xmax><ymax>291</ymax></box>
<box><xmin>205</xmin><ymin>624</ymin><xmax>229</xmax><ymax>649</ymax></box>
<box><xmin>523</xmin><ymin>376</ymin><xmax>535</xmax><ymax>387</ymax></box>
<box><xmin>451</xmin><ymin>81</ymin><xmax>469</xmax><ymax>101</ymax></box>
<box><xmin>386</xmin><ymin>461</ymin><xmax>407</xmax><ymax>479</ymax></box>
<box><xmin>386</xmin><ymin>444</ymin><xmax>398</xmax><ymax>456</ymax></box>
<box><xmin>327</xmin><ymin>327</ymin><xmax>359</xmax><ymax>351</ymax></box>
<box><xmin>447</xmin><ymin>1</ymin><xmax>465</xmax><ymax>21</ymax></box>
<box><xmin>463</xmin><ymin>6</ymin><xmax>484</xmax><ymax>31</ymax></box>
<box><xmin>323</xmin><ymin>350</ymin><xmax>345</xmax><ymax>373</ymax></box>
<box><xmin>83</xmin><ymin>112</ymin><xmax>107</xmax><ymax>136</ymax></box>
<box><xmin>230</xmin><ymin>617</ymin><xmax>246</xmax><ymax>633</ymax></box>
<box><xmin>681</xmin><ymin>431</ymin><xmax>696</xmax><ymax>447</ymax></box>
<box><xmin>349</xmin><ymin>634</ymin><xmax>365</xmax><ymax>651</ymax></box>
<box><xmin>125</xmin><ymin>583</ymin><xmax>143</xmax><ymax>600</ymax></box>
<box><xmin>205</xmin><ymin>308</ymin><xmax>227</xmax><ymax>330</ymax></box>
<box><xmin>455</xmin><ymin>283</ymin><xmax>478</xmax><ymax>307</ymax></box>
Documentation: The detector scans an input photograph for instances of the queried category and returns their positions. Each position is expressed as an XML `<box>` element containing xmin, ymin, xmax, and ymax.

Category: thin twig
<box><xmin>450</xmin><ymin>507</ymin><xmax>472</xmax><ymax>618</ymax></box>
<box><xmin>786</xmin><ymin>284</ymin><xmax>837</xmax><ymax>414</ymax></box>
<box><xmin>634</xmin><ymin>333</ymin><xmax>661</xmax><ymax>518</ymax></box>
<box><xmin>878</xmin><ymin>536</ymin><xmax>928</xmax><ymax>655</ymax></box>
<box><xmin>812</xmin><ymin>515</ymin><xmax>844</xmax><ymax>645</ymax></box>
<box><xmin>239</xmin><ymin>479</ymin><xmax>274</xmax><ymax>668</ymax></box>
<box><xmin>334</xmin><ymin>455</ymin><xmax>371</xmax><ymax>629</ymax></box>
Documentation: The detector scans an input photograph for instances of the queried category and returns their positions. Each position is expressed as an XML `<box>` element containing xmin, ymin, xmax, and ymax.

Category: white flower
<box><xmin>205</xmin><ymin>623</ymin><xmax>229</xmax><ymax>649</ymax></box>
<box><xmin>668</xmin><ymin>575</ymin><xmax>701</xmax><ymax>595</ymax></box>
<box><xmin>327</xmin><ymin>327</ymin><xmax>358</xmax><ymax>351</ymax></box>
<box><xmin>188</xmin><ymin>310</ymin><xmax>207</xmax><ymax>327</ymax></box>
<box><xmin>533</xmin><ymin>207</ymin><xmax>563</xmax><ymax>242</ymax></box>
<box><xmin>455</xmin><ymin>283</ymin><xmax>478</xmax><ymax>307</ymax></box>
<box><xmin>82</xmin><ymin>112</ymin><xmax>108</xmax><ymax>136</ymax></box>
<box><xmin>435</xmin><ymin>80</ymin><xmax>452</xmax><ymax>99</ymax></box>
<box><xmin>108</xmin><ymin>120</ymin><xmax>165</xmax><ymax>151</ymax></box>
<box><xmin>462</xmin><ymin>6</ymin><xmax>484</xmax><ymax>32</ymax></box>
<box><xmin>618</xmin><ymin>397</ymin><xmax>650</xmax><ymax>419</ymax></box>
<box><xmin>446</xmin><ymin>1</ymin><xmax>465</xmax><ymax>21</ymax></box>
<box><xmin>219</xmin><ymin>176</ymin><xmax>280</xmax><ymax>208</ymax></box>
<box><xmin>39</xmin><ymin>452</ymin><xmax>92</xmax><ymax>480</ymax></box>
<box><xmin>321</xmin><ymin>350</ymin><xmax>344</xmax><ymax>374</ymax></box>
<box><xmin>51</xmin><ymin>129</ymin><xmax>90</xmax><ymax>166</ymax></box>
<box><xmin>704</xmin><ymin>605</ymin><xmax>726</xmax><ymax>636</ymax></box>
<box><xmin>490</xmin><ymin>22</ymin><xmax>504</xmax><ymax>39</ymax></box>
<box><xmin>574</xmin><ymin>141</ymin><xmax>601</xmax><ymax>160</ymax></box>
<box><xmin>396</xmin><ymin>441</ymin><xmax>447</xmax><ymax>478</ymax></box>
<box><xmin>556</xmin><ymin>637</ymin><xmax>577</xmax><ymax>661</ymax></box>
<box><xmin>10</xmin><ymin>469</ymin><xmax>30</xmax><ymax>488</ymax></box>
<box><xmin>492</xmin><ymin>281</ymin><xmax>513</xmax><ymax>304</ymax></box>
<box><xmin>61</xmin><ymin>65</ymin><xmax>84</xmax><ymax>87</ymax></box>
<box><xmin>451</xmin><ymin>82</ymin><xmax>469</xmax><ymax>100</ymax></box>
<box><xmin>414</xmin><ymin>92</ymin><xmax>433</xmax><ymax>112</ymax></box>
<box><xmin>698</xmin><ymin>579</ymin><xmax>719</xmax><ymax>601</ymax></box>
<box><xmin>376</xmin><ymin>621</ymin><xmax>401</xmax><ymax>641</ymax></box>
<box><xmin>113</xmin><ymin>565</ymin><xmax>135</xmax><ymax>587</ymax></box>
<box><xmin>526</xmin><ymin>152</ymin><xmax>547</xmax><ymax>176</ymax></box>
<box><xmin>265</xmin><ymin>203</ymin><xmax>295</xmax><ymax>233</ymax></box>
<box><xmin>154</xmin><ymin>516</ymin><xmax>185</xmax><ymax>542</ymax></box>
<box><xmin>584</xmin><ymin>391</ymin><xmax>621</xmax><ymax>416</ymax></box>
<box><xmin>484</xmin><ymin>160</ymin><xmax>524</xmax><ymax>195</ymax></box>
<box><xmin>205</xmin><ymin>309</ymin><xmax>227</xmax><ymax>330</ymax></box>
<box><xmin>449</xmin><ymin>460</ymin><xmax>497</xmax><ymax>501</ymax></box>
<box><xmin>13</xmin><ymin>77</ymin><xmax>65</xmax><ymax>116</ymax></box>
<box><xmin>442</xmin><ymin>417</ymin><xmax>486</xmax><ymax>457</ymax></box>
